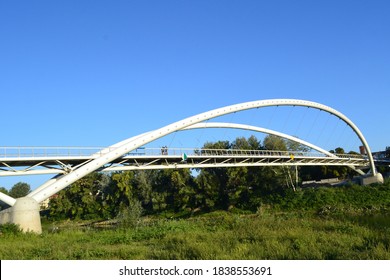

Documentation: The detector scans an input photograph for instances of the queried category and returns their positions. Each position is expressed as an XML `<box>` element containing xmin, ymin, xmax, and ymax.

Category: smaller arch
<box><xmin>183</xmin><ymin>122</ymin><xmax>333</xmax><ymax>156</ymax></box>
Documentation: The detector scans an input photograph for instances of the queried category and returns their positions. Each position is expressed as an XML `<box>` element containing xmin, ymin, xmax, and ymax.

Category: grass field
<box><xmin>1</xmin><ymin>208</ymin><xmax>390</xmax><ymax>260</ymax></box>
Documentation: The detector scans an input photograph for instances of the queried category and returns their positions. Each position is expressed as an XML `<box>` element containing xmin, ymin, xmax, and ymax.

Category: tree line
<box><xmin>0</xmin><ymin>135</ymin><xmax>375</xmax><ymax>219</ymax></box>
<box><xmin>0</xmin><ymin>182</ymin><xmax>31</xmax><ymax>199</ymax></box>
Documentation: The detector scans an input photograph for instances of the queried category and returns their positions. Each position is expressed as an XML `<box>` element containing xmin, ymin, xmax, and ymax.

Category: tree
<box><xmin>198</xmin><ymin>140</ymin><xmax>231</xmax><ymax>210</ymax></box>
<box><xmin>9</xmin><ymin>182</ymin><xmax>31</xmax><ymax>198</ymax></box>
<box><xmin>263</xmin><ymin>135</ymin><xmax>287</xmax><ymax>151</ymax></box>
<box><xmin>262</xmin><ymin>135</ymin><xmax>294</xmax><ymax>190</ymax></box>
<box><xmin>300</xmin><ymin>147</ymin><xmax>352</xmax><ymax>181</ymax></box>
<box><xmin>247</xmin><ymin>135</ymin><xmax>262</xmax><ymax>150</ymax></box>
<box><xmin>0</xmin><ymin>187</ymin><xmax>9</xmax><ymax>195</ymax></box>
<box><xmin>285</xmin><ymin>138</ymin><xmax>310</xmax><ymax>153</ymax></box>
<box><xmin>285</xmin><ymin>138</ymin><xmax>310</xmax><ymax>190</ymax></box>
<box><xmin>196</xmin><ymin>170</ymin><xmax>219</xmax><ymax>210</ymax></box>
<box><xmin>226</xmin><ymin>166</ymin><xmax>249</xmax><ymax>208</ymax></box>
<box><xmin>49</xmin><ymin>172</ymin><xmax>110</xmax><ymax>220</ymax></box>
<box><xmin>228</xmin><ymin>136</ymin><xmax>262</xmax><ymax>208</ymax></box>
<box><xmin>132</xmin><ymin>170</ymin><xmax>154</xmax><ymax>211</ymax></box>
<box><xmin>232</xmin><ymin>136</ymin><xmax>252</xmax><ymax>150</ymax></box>
<box><xmin>327</xmin><ymin>147</ymin><xmax>349</xmax><ymax>179</ymax></box>
<box><xmin>169</xmin><ymin>169</ymin><xmax>197</xmax><ymax>211</ymax></box>
<box><xmin>108</xmin><ymin>171</ymin><xmax>137</xmax><ymax>215</ymax></box>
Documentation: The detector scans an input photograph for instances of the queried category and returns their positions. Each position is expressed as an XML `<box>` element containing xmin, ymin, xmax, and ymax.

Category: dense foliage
<box><xmin>0</xmin><ymin>182</ymin><xmax>31</xmax><ymax>199</ymax></box>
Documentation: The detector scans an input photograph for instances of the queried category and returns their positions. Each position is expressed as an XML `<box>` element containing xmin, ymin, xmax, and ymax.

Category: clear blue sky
<box><xmin>1</xmin><ymin>0</ymin><xmax>389</xmax><ymax>189</ymax></box>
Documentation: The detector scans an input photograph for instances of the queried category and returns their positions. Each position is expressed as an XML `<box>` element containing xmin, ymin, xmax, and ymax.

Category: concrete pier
<box><xmin>361</xmin><ymin>172</ymin><xmax>384</xmax><ymax>185</ymax></box>
<box><xmin>0</xmin><ymin>197</ymin><xmax>42</xmax><ymax>234</ymax></box>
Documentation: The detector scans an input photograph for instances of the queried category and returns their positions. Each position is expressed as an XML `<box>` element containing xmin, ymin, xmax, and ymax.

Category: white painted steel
<box><xmin>0</xmin><ymin>169</ymin><xmax>67</xmax><ymax>177</ymax></box>
<box><xmin>29</xmin><ymin>99</ymin><xmax>377</xmax><ymax>204</ymax></box>
<box><xmin>0</xmin><ymin>192</ymin><xmax>16</xmax><ymax>207</ymax></box>
<box><xmin>27</xmin><ymin>176</ymin><xmax>63</xmax><ymax>199</ymax></box>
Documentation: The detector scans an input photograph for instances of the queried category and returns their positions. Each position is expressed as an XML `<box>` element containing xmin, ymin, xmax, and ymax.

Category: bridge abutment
<box><xmin>0</xmin><ymin>197</ymin><xmax>42</xmax><ymax>234</ymax></box>
<box><xmin>361</xmin><ymin>172</ymin><xmax>384</xmax><ymax>185</ymax></box>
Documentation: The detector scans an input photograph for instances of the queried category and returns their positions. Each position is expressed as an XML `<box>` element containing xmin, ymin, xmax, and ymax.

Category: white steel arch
<box><xmin>29</xmin><ymin>99</ymin><xmax>378</xmax><ymax>204</ymax></box>
<box><xmin>185</xmin><ymin>122</ymin><xmax>338</xmax><ymax>157</ymax></box>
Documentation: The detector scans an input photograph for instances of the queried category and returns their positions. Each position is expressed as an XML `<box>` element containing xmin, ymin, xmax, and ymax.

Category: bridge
<box><xmin>0</xmin><ymin>147</ymin><xmax>369</xmax><ymax>176</ymax></box>
<box><xmin>0</xmin><ymin>99</ymin><xmax>384</xmax><ymax>233</ymax></box>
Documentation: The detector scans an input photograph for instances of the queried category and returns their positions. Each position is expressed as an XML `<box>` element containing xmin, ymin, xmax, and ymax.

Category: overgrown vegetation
<box><xmin>1</xmin><ymin>206</ymin><xmax>390</xmax><ymax>259</ymax></box>
<box><xmin>1</xmin><ymin>179</ymin><xmax>390</xmax><ymax>260</ymax></box>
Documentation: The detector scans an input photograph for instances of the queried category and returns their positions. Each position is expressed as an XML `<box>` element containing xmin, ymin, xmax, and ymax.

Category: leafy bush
<box><xmin>117</xmin><ymin>199</ymin><xmax>143</xmax><ymax>229</ymax></box>
<box><xmin>0</xmin><ymin>223</ymin><xmax>22</xmax><ymax>235</ymax></box>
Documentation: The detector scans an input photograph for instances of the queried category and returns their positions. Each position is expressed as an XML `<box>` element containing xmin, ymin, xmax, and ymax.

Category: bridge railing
<box><xmin>0</xmin><ymin>146</ymin><xmax>366</xmax><ymax>160</ymax></box>
<box><xmin>0</xmin><ymin>147</ymin><xmax>106</xmax><ymax>158</ymax></box>
<box><xmin>125</xmin><ymin>148</ymin><xmax>366</xmax><ymax>160</ymax></box>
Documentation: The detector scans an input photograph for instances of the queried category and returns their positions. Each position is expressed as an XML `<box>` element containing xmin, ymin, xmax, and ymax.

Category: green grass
<box><xmin>1</xmin><ymin>209</ymin><xmax>390</xmax><ymax>260</ymax></box>
<box><xmin>3</xmin><ymin>181</ymin><xmax>390</xmax><ymax>260</ymax></box>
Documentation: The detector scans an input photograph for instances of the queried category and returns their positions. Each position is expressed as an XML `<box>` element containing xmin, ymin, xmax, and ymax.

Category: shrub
<box><xmin>117</xmin><ymin>199</ymin><xmax>143</xmax><ymax>229</ymax></box>
<box><xmin>0</xmin><ymin>223</ymin><xmax>22</xmax><ymax>235</ymax></box>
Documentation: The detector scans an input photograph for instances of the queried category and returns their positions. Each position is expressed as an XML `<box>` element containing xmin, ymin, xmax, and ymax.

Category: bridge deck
<box><xmin>0</xmin><ymin>147</ymin><xmax>369</xmax><ymax>176</ymax></box>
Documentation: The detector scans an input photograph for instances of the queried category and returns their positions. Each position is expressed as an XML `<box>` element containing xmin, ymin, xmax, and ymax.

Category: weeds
<box><xmin>2</xmin><ymin>183</ymin><xmax>390</xmax><ymax>260</ymax></box>
<box><xmin>0</xmin><ymin>223</ymin><xmax>22</xmax><ymax>235</ymax></box>
<box><xmin>4</xmin><ymin>209</ymin><xmax>389</xmax><ymax>260</ymax></box>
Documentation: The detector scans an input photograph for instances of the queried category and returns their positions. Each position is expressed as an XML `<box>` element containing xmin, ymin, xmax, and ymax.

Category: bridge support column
<box><xmin>361</xmin><ymin>173</ymin><xmax>384</xmax><ymax>185</ymax></box>
<box><xmin>0</xmin><ymin>197</ymin><xmax>42</xmax><ymax>234</ymax></box>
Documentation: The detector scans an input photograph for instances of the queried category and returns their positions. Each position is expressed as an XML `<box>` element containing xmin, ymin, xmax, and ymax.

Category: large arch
<box><xmin>29</xmin><ymin>99</ymin><xmax>380</xmax><ymax>204</ymax></box>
